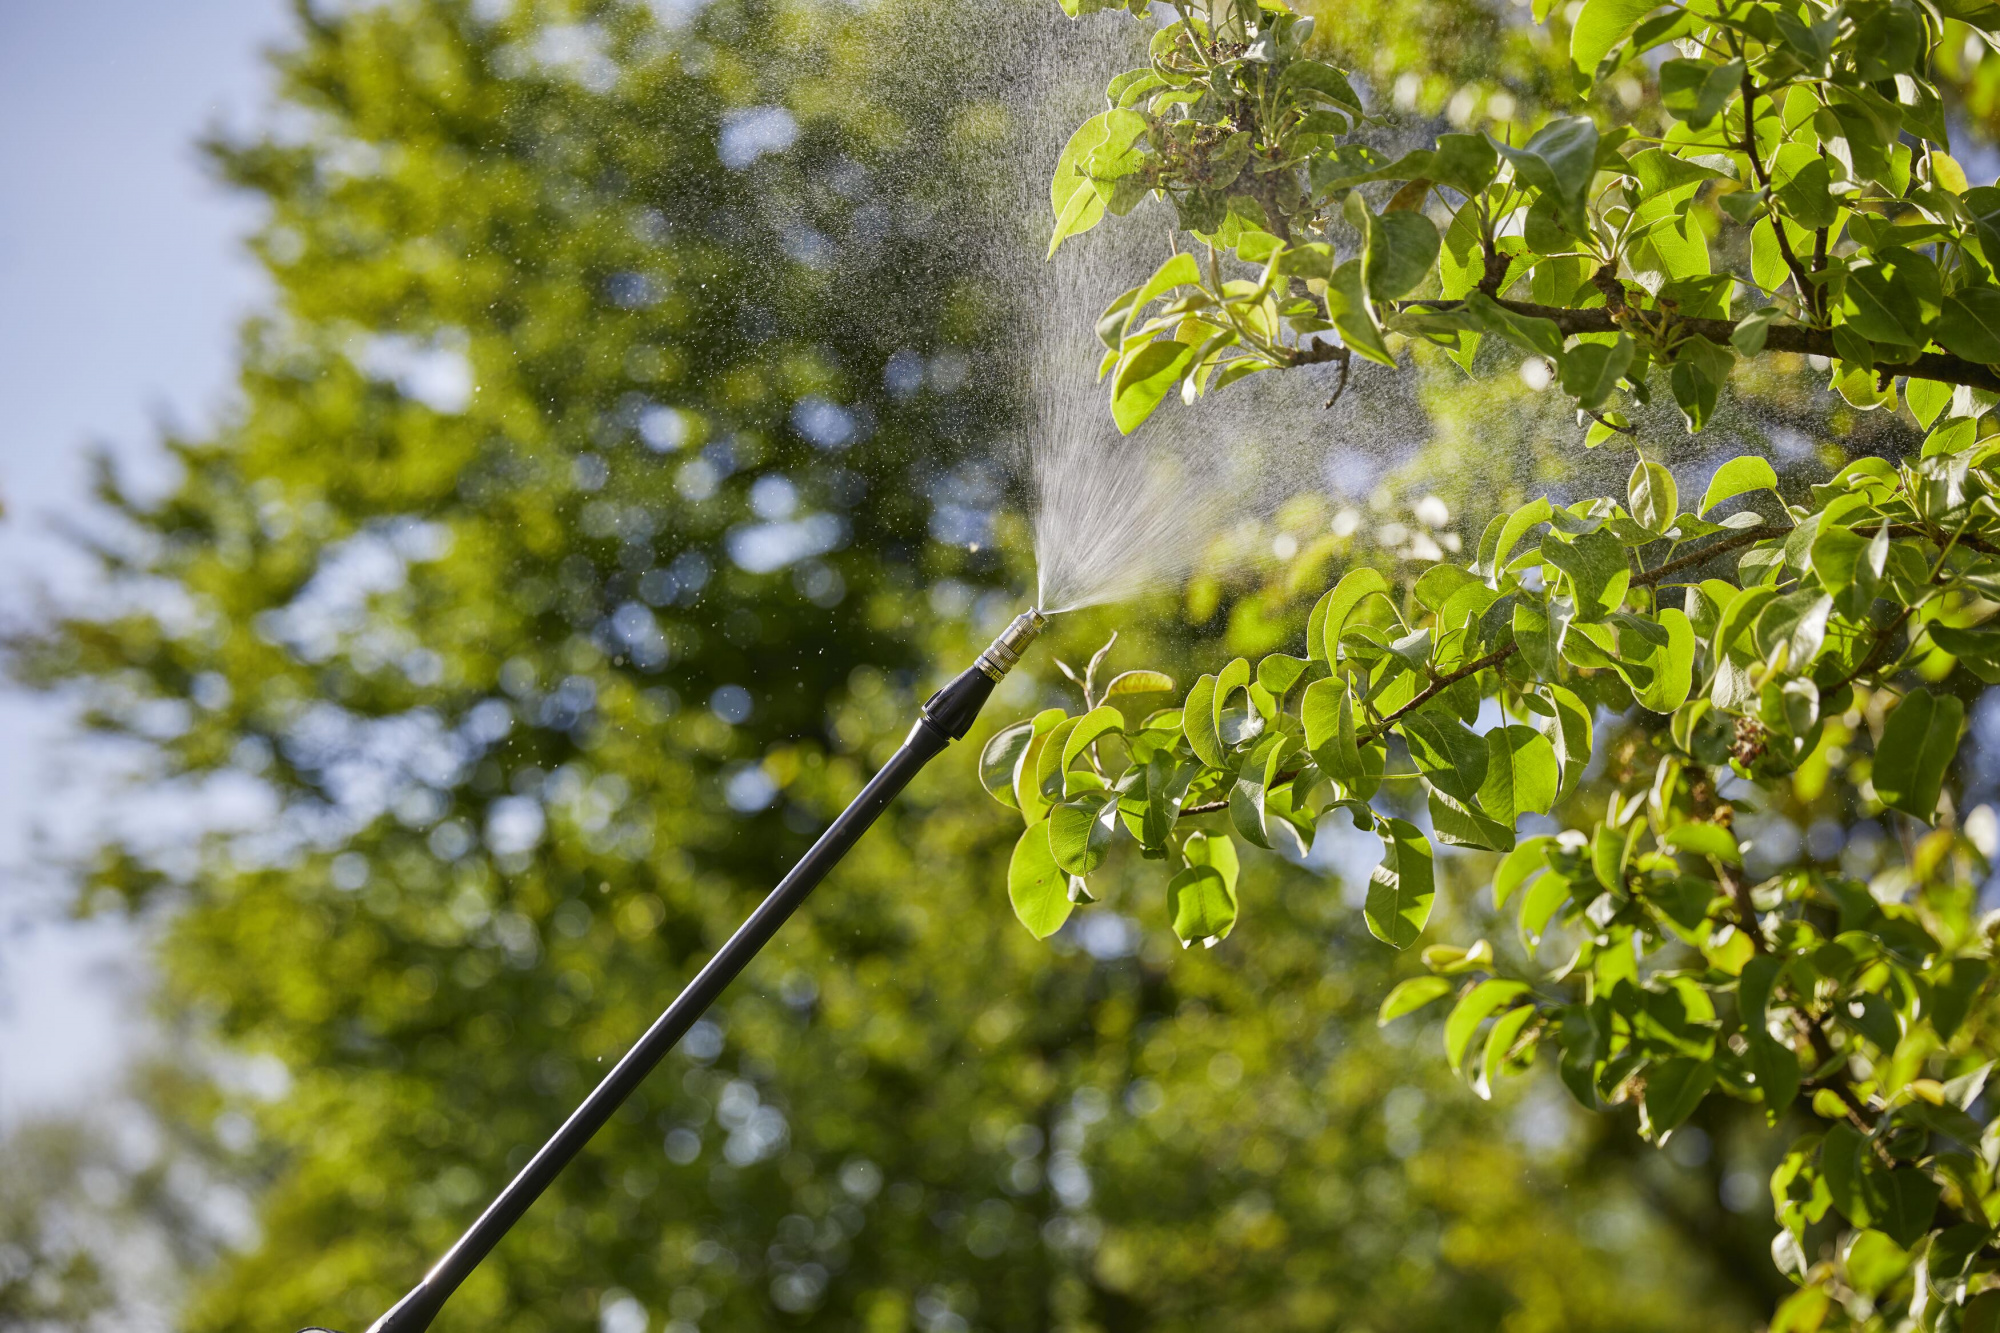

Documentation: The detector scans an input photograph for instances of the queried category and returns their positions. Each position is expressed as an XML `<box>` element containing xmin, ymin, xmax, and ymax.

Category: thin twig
<box><xmin>1322</xmin><ymin>348</ymin><xmax>1353</xmax><ymax>409</ymax></box>
<box><xmin>1586</xmin><ymin>408</ymin><xmax>1637</xmax><ymax>436</ymax></box>
<box><xmin>1830</xmin><ymin>605</ymin><xmax>1916</xmax><ymax>693</ymax></box>
<box><xmin>1741</xmin><ymin>71</ymin><xmax>1821</xmax><ymax>320</ymax></box>
<box><xmin>1715</xmin><ymin>858</ymin><xmax>1770</xmax><ymax>954</ymax></box>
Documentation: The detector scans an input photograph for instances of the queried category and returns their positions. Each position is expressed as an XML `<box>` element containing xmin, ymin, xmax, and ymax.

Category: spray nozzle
<box><xmin>918</xmin><ymin>607</ymin><xmax>1050</xmax><ymax>743</ymax></box>
<box><xmin>973</xmin><ymin>607</ymin><xmax>1050</xmax><ymax>681</ymax></box>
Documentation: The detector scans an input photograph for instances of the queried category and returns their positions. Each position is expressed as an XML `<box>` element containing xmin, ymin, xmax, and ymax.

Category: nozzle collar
<box><xmin>974</xmin><ymin>608</ymin><xmax>1049</xmax><ymax>682</ymax></box>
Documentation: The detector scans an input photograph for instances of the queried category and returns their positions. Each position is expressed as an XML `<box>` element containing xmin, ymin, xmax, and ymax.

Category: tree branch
<box><xmin>1359</xmin><ymin>646</ymin><xmax>1517</xmax><ymax>744</ymax></box>
<box><xmin>1396</xmin><ymin>298</ymin><xmax>2000</xmax><ymax>394</ymax></box>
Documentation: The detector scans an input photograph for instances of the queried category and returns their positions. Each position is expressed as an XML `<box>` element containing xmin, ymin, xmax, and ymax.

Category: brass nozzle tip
<box><xmin>974</xmin><ymin>608</ymin><xmax>1049</xmax><ymax>681</ymax></box>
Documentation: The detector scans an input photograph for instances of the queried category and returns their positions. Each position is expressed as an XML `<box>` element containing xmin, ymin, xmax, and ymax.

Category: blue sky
<box><xmin>0</xmin><ymin>1</ymin><xmax>290</xmax><ymax>1123</ymax></box>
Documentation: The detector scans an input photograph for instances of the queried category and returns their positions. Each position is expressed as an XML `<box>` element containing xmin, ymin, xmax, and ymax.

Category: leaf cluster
<box><xmin>1057</xmin><ymin>0</ymin><xmax>2000</xmax><ymax>445</ymax></box>
<box><xmin>990</xmin><ymin>436</ymin><xmax>2000</xmax><ymax>1324</ymax></box>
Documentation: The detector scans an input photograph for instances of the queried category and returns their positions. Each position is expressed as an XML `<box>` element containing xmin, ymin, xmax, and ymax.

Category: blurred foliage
<box><xmin>0</xmin><ymin>1057</ymin><xmax>237</xmax><ymax>1332</ymax></box>
<box><xmin>1</xmin><ymin>0</ymin><xmax>1928</xmax><ymax>1330</ymax></box>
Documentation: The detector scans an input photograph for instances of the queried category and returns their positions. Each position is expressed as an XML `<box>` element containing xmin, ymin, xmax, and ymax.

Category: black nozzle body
<box><xmin>921</xmin><ymin>664</ymin><xmax>996</xmax><ymax>740</ymax></box>
<box><xmin>320</xmin><ymin>609</ymin><xmax>1048</xmax><ymax>1333</ymax></box>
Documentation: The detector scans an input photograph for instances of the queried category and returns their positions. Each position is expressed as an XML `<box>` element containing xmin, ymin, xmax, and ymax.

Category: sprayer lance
<box><xmin>311</xmin><ymin>609</ymin><xmax>1050</xmax><ymax>1333</ymax></box>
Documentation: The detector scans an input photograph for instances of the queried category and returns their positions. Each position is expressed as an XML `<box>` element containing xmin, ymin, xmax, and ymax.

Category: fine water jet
<box><xmin>316</xmin><ymin>609</ymin><xmax>1050</xmax><ymax>1333</ymax></box>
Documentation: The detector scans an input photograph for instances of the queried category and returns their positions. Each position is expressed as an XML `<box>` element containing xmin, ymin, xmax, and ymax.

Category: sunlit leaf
<box><xmin>1366</xmin><ymin>818</ymin><xmax>1436</xmax><ymax>949</ymax></box>
<box><xmin>1008</xmin><ymin>822</ymin><xmax>1072</xmax><ymax>940</ymax></box>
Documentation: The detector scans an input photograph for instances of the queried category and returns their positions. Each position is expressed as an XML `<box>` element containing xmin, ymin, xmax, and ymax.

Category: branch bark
<box><xmin>1396</xmin><ymin>297</ymin><xmax>2000</xmax><ymax>394</ymax></box>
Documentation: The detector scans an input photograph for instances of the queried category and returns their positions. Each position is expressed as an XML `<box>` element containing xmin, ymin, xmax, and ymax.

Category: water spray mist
<box><xmin>313</xmin><ymin>610</ymin><xmax>1050</xmax><ymax>1333</ymax></box>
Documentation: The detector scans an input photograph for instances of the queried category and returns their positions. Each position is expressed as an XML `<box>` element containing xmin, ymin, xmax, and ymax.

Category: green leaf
<box><xmin>1519</xmin><ymin>872</ymin><xmax>1573</xmax><ymax>943</ymax></box>
<box><xmin>1312</xmin><ymin>135</ymin><xmax>1504</xmax><ymax>197</ymax></box>
<box><xmin>1747</xmin><ymin>1035</ymin><xmax>1800</xmax><ymax>1122</ymax></box>
<box><xmin>1870</xmin><ymin>1169</ymin><xmax>1943</xmax><ymax>1249</ymax></box>
<box><xmin>1934</xmin><ymin>622</ymin><xmax>2000</xmax><ymax>677</ymax></box>
<box><xmin>1326</xmin><ymin>251</ymin><xmax>1395</xmax><ymax>368</ymax></box>
<box><xmin>1429</xmin><ymin>786</ymin><xmax>1517</xmax><ymax>852</ymax></box>
<box><xmin>1049</xmin><ymin>109</ymin><xmax>1147</xmax><ymax>257</ymax></box>
<box><xmin>1210</xmin><ymin>656</ymin><xmax>1251</xmax><ymax>748</ymax></box>
<box><xmin>1366</xmin><ymin>818</ymin><xmax>1436</xmax><ymax>949</ymax></box>
<box><xmin>1036</xmin><ymin>715</ymin><xmax>1082</xmax><ymax>801</ymax></box>
<box><xmin>1062</xmin><ymin>705</ymin><xmax>1124</xmax><ymax>772</ymax></box>
<box><xmin>1439</xmin><ymin>199</ymin><xmax>1486</xmax><ymax>304</ymax></box>
<box><xmin>1048</xmin><ymin>794</ymin><xmax>1116</xmax><ymax>875</ymax></box>
<box><xmin>1668</xmin><ymin>336</ymin><xmax>1733</xmax><ymax>432</ymax></box>
<box><xmin>1851</xmin><ymin>2</ymin><xmax>1926</xmax><ymax>80</ymax></box>
<box><xmin>1493</xmin><ymin>496</ymin><xmax>1554</xmax><ymax>573</ymax></box>
<box><xmin>1777</xmin><ymin>7</ymin><xmax>1838</xmax><ymax>70</ymax></box>
<box><xmin>1906</xmin><ymin>377</ymin><xmax>1954</xmax><ymax>429</ymax></box>
<box><xmin>1008</xmin><ymin>822</ymin><xmax>1073</xmax><ymax>940</ymax></box>
<box><xmin>1641</xmin><ymin>1057</ymin><xmax>1716</xmax><ymax>1141</ymax></box>
<box><xmin>1255</xmin><ymin>654</ymin><xmax>1313</xmax><ymax>706</ymax></box>
<box><xmin>1414</xmin><ymin>564</ymin><xmax>1480</xmax><ymax>612</ymax></box>
<box><xmin>1313</xmin><ymin>567</ymin><xmax>1392</xmax><ymax>663</ymax></box>
<box><xmin>1937</xmin><ymin>286</ymin><xmax>2000</xmax><ymax>364</ymax></box>
<box><xmin>1429</xmin><ymin>133</ymin><xmax>1501</xmax><ymax>196</ymax></box>
<box><xmin>1699</xmin><ymin>455</ymin><xmax>1779</xmax><ymax>515</ymax></box>
<box><xmin>1966</xmin><ymin>185</ymin><xmax>2000</xmax><ymax>265</ymax></box>
<box><xmin>1494</xmin><ymin>116</ymin><xmax>1599</xmax><ymax>237</ymax></box>
<box><xmin>1731</xmin><ymin>306</ymin><xmax>1782</xmax><ymax>356</ymax></box>
<box><xmin>1658</xmin><ymin>57</ymin><xmax>1742</xmax><ymax>128</ymax></box>
<box><xmin>1591</xmin><ymin>823</ymin><xmax>1632</xmax><ymax>893</ymax></box>
<box><xmin>1822</xmin><ymin>1124</ymin><xmax>1873</xmax><ymax>1228</ymax></box>
<box><xmin>1379</xmin><ymin>975</ymin><xmax>1454</xmax><ymax>1025</ymax></box>
<box><xmin>1479</xmin><ymin>1001</ymin><xmax>1539</xmax><ymax>1097</ymax></box>
<box><xmin>1166</xmin><ymin>866</ymin><xmax>1234</xmax><ymax>944</ymax></box>
<box><xmin>1628</xmin><ymin>457</ymin><xmax>1678</xmax><ymax>533</ymax></box>
<box><xmin>1363</xmin><ymin>205</ymin><xmax>1442</xmax><ymax>301</ymax></box>
<box><xmin>979</xmin><ymin>721</ymin><xmax>1035</xmax><ymax>810</ymax></box>
<box><xmin>1662</xmin><ymin>821</ymin><xmax>1741</xmax><ymax>863</ymax></box>
<box><xmin>1104</xmin><ymin>669</ymin><xmax>1176</xmax><ymax>698</ymax></box>
<box><xmin>1281</xmin><ymin>60</ymin><xmax>1364</xmax><ymax>115</ymax></box>
<box><xmin>1494</xmin><ymin>836</ymin><xmax>1553</xmax><ymax>909</ymax></box>
<box><xmin>1929</xmin><ymin>959</ymin><xmax>1991</xmax><ymax>1042</ymax></box>
<box><xmin>1560</xmin><ymin>334</ymin><xmax>1634</xmax><ymax>411</ymax></box>
<box><xmin>1140</xmin><ymin>754</ymin><xmax>1194</xmax><ymax>849</ymax></box>
<box><xmin>1624</xmin><ymin>147</ymin><xmax>1727</xmax><ymax>196</ymax></box>
<box><xmin>1838</xmin><ymin>248</ymin><xmax>1942</xmax><ymax>347</ymax></box>
<box><xmin>1484</xmin><ymin>724</ymin><xmax>1560</xmax><ymax>824</ymax></box>
<box><xmin>1445</xmin><ymin>978</ymin><xmax>1530</xmax><ymax>1071</ymax></box>
<box><xmin>1456</xmin><ymin>292</ymin><xmax>1565</xmax><ymax>359</ymax></box>
<box><xmin>1775</xmin><ymin>156</ymin><xmax>1839</xmax><ymax>229</ymax></box>
<box><xmin>1182</xmin><ymin>672</ymin><xmax>1222</xmax><ymax>768</ymax></box>
<box><xmin>1811</xmin><ymin>525</ymin><xmax>1867</xmax><ymax>596</ymax></box>
<box><xmin>1634</xmin><ymin>608</ymin><xmax>1696</xmax><ymax>713</ymax></box>
<box><xmin>1169</xmin><ymin>830</ymin><xmax>1240</xmax><ymax>944</ymax></box>
<box><xmin>1402</xmin><ymin>707</ymin><xmax>1488</xmax><ymax>804</ymax></box>
<box><xmin>1111</xmin><ymin>340</ymin><xmax>1196</xmax><ymax>435</ymax></box>
<box><xmin>1569</xmin><ymin>0</ymin><xmax>1662</xmax><ymax>86</ymax></box>
<box><xmin>1874</xmin><ymin>688</ymin><xmax>1965</xmax><ymax>822</ymax></box>
<box><xmin>1541</xmin><ymin>529</ymin><xmax>1631</xmax><ymax>620</ymax></box>
<box><xmin>1750</xmin><ymin>217</ymin><xmax>1789</xmax><ymax>293</ymax></box>
<box><xmin>1543</xmin><ymin>683</ymin><xmax>1594</xmax><ymax>793</ymax></box>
